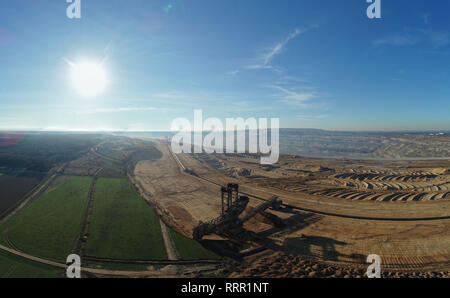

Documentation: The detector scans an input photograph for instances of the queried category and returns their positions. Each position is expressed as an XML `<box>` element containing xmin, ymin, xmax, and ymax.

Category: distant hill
<box><xmin>103</xmin><ymin>129</ymin><xmax>450</xmax><ymax>160</ymax></box>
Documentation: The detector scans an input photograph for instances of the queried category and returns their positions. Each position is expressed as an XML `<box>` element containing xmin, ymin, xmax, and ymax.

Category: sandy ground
<box><xmin>133</xmin><ymin>141</ymin><xmax>450</xmax><ymax>272</ymax></box>
<box><xmin>133</xmin><ymin>144</ymin><xmax>224</xmax><ymax>237</ymax></box>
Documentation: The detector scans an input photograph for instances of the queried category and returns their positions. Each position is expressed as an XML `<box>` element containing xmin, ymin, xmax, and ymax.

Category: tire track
<box><xmin>159</xmin><ymin>218</ymin><xmax>180</xmax><ymax>261</ymax></box>
<box><xmin>73</xmin><ymin>172</ymin><xmax>100</xmax><ymax>256</ymax></box>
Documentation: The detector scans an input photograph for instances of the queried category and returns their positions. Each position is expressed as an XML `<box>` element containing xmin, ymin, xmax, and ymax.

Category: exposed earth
<box><xmin>132</xmin><ymin>140</ymin><xmax>450</xmax><ymax>278</ymax></box>
<box><xmin>1</xmin><ymin>132</ymin><xmax>450</xmax><ymax>278</ymax></box>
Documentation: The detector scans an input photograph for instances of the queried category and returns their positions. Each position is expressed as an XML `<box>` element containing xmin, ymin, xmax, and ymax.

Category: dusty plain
<box><xmin>133</xmin><ymin>139</ymin><xmax>450</xmax><ymax>278</ymax></box>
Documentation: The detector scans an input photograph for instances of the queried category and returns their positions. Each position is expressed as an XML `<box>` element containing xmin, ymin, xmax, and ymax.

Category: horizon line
<box><xmin>0</xmin><ymin>128</ymin><xmax>449</xmax><ymax>134</ymax></box>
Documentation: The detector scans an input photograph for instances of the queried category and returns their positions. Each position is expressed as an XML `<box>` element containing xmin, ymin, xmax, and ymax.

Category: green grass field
<box><xmin>84</xmin><ymin>178</ymin><xmax>167</xmax><ymax>260</ymax></box>
<box><xmin>170</xmin><ymin>230</ymin><xmax>221</xmax><ymax>260</ymax></box>
<box><xmin>6</xmin><ymin>176</ymin><xmax>92</xmax><ymax>262</ymax></box>
<box><xmin>0</xmin><ymin>250</ymin><xmax>62</xmax><ymax>278</ymax></box>
<box><xmin>0</xmin><ymin>235</ymin><xmax>6</xmax><ymax>246</ymax></box>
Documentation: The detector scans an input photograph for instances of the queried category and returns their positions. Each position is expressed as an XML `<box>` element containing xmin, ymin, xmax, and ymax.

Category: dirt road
<box><xmin>159</xmin><ymin>218</ymin><xmax>180</xmax><ymax>260</ymax></box>
<box><xmin>0</xmin><ymin>244</ymin><xmax>219</xmax><ymax>277</ymax></box>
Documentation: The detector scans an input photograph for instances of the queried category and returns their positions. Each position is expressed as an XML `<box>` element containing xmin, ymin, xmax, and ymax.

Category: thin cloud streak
<box><xmin>263</xmin><ymin>28</ymin><xmax>306</xmax><ymax>66</ymax></box>
<box><xmin>232</xmin><ymin>27</ymin><xmax>311</xmax><ymax>74</ymax></box>
<box><xmin>267</xmin><ymin>84</ymin><xmax>317</xmax><ymax>107</ymax></box>
<box><xmin>152</xmin><ymin>91</ymin><xmax>186</xmax><ymax>99</ymax></box>
<box><xmin>373</xmin><ymin>26</ymin><xmax>449</xmax><ymax>48</ymax></box>
<box><xmin>76</xmin><ymin>107</ymin><xmax>168</xmax><ymax>115</ymax></box>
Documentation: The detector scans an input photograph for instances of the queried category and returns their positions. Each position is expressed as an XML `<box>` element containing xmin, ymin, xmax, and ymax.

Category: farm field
<box><xmin>169</xmin><ymin>229</ymin><xmax>221</xmax><ymax>260</ymax></box>
<box><xmin>0</xmin><ymin>250</ymin><xmax>62</xmax><ymax>278</ymax></box>
<box><xmin>84</xmin><ymin>178</ymin><xmax>167</xmax><ymax>260</ymax></box>
<box><xmin>0</xmin><ymin>172</ymin><xmax>44</xmax><ymax>215</ymax></box>
<box><xmin>0</xmin><ymin>132</ymin><xmax>101</xmax><ymax>172</ymax></box>
<box><xmin>5</xmin><ymin>176</ymin><xmax>92</xmax><ymax>262</ymax></box>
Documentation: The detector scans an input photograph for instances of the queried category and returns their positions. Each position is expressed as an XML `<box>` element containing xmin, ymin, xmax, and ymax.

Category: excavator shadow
<box><xmin>191</xmin><ymin>183</ymin><xmax>336</xmax><ymax>261</ymax></box>
<box><xmin>256</xmin><ymin>207</ymin><xmax>324</xmax><ymax>238</ymax></box>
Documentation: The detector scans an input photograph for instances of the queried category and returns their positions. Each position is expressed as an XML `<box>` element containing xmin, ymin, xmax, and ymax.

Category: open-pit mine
<box><xmin>132</xmin><ymin>139</ymin><xmax>450</xmax><ymax>278</ymax></box>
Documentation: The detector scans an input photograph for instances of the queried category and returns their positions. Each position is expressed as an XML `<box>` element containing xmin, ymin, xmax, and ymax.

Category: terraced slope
<box><xmin>275</xmin><ymin>169</ymin><xmax>450</xmax><ymax>203</ymax></box>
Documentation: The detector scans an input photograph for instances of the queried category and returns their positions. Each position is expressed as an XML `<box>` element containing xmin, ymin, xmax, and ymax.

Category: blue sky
<box><xmin>0</xmin><ymin>0</ymin><xmax>449</xmax><ymax>131</ymax></box>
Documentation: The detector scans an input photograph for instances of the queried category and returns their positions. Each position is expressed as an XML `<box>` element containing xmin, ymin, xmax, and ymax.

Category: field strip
<box><xmin>168</xmin><ymin>147</ymin><xmax>450</xmax><ymax>222</ymax></box>
<box><xmin>159</xmin><ymin>218</ymin><xmax>180</xmax><ymax>260</ymax></box>
<box><xmin>83</xmin><ymin>177</ymin><xmax>167</xmax><ymax>261</ymax></box>
<box><xmin>0</xmin><ymin>171</ymin><xmax>59</xmax><ymax>224</ymax></box>
<box><xmin>73</xmin><ymin>175</ymin><xmax>99</xmax><ymax>256</ymax></box>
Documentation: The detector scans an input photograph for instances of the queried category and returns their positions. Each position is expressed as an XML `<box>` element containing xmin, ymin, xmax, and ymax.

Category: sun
<box><xmin>70</xmin><ymin>62</ymin><xmax>107</xmax><ymax>96</ymax></box>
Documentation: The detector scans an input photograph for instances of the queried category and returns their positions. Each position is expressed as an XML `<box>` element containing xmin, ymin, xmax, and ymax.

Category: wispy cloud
<box><xmin>297</xmin><ymin>114</ymin><xmax>329</xmax><ymax>121</ymax></box>
<box><xmin>232</xmin><ymin>28</ymin><xmax>311</xmax><ymax>74</ymax></box>
<box><xmin>278</xmin><ymin>76</ymin><xmax>309</xmax><ymax>83</ymax></box>
<box><xmin>271</xmin><ymin>85</ymin><xmax>316</xmax><ymax>102</ymax></box>
<box><xmin>152</xmin><ymin>91</ymin><xmax>186</xmax><ymax>99</ymax></box>
<box><xmin>263</xmin><ymin>28</ymin><xmax>306</xmax><ymax>66</ymax></box>
<box><xmin>76</xmin><ymin>107</ymin><xmax>167</xmax><ymax>115</ymax></box>
<box><xmin>420</xmin><ymin>28</ymin><xmax>450</xmax><ymax>47</ymax></box>
<box><xmin>226</xmin><ymin>27</ymin><xmax>326</xmax><ymax>110</ymax></box>
<box><xmin>267</xmin><ymin>84</ymin><xmax>318</xmax><ymax>107</ymax></box>
<box><xmin>227</xmin><ymin>69</ymin><xmax>240</xmax><ymax>76</ymax></box>
<box><xmin>374</xmin><ymin>27</ymin><xmax>449</xmax><ymax>48</ymax></box>
<box><xmin>373</xmin><ymin>33</ymin><xmax>419</xmax><ymax>47</ymax></box>
<box><xmin>243</xmin><ymin>64</ymin><xmax>278</xmax><ymax>71</ymax></box>
<box><xmin>419</xmin><ymin>13</ymin><xmax>430</xmax><ymax>25</ymax></box>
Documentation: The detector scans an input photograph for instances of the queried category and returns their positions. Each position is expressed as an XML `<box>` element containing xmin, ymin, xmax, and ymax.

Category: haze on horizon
<box><xmin>1</xmin><ymin>0</ymin><xmax>450</xmax><ymax>132</ymax></box>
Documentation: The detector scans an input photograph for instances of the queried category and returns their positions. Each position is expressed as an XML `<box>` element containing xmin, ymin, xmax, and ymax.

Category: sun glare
<box><xmin>71</xmin><ymin>62</ymin><xmax>107</xmax><ymax>96</ymax></box>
